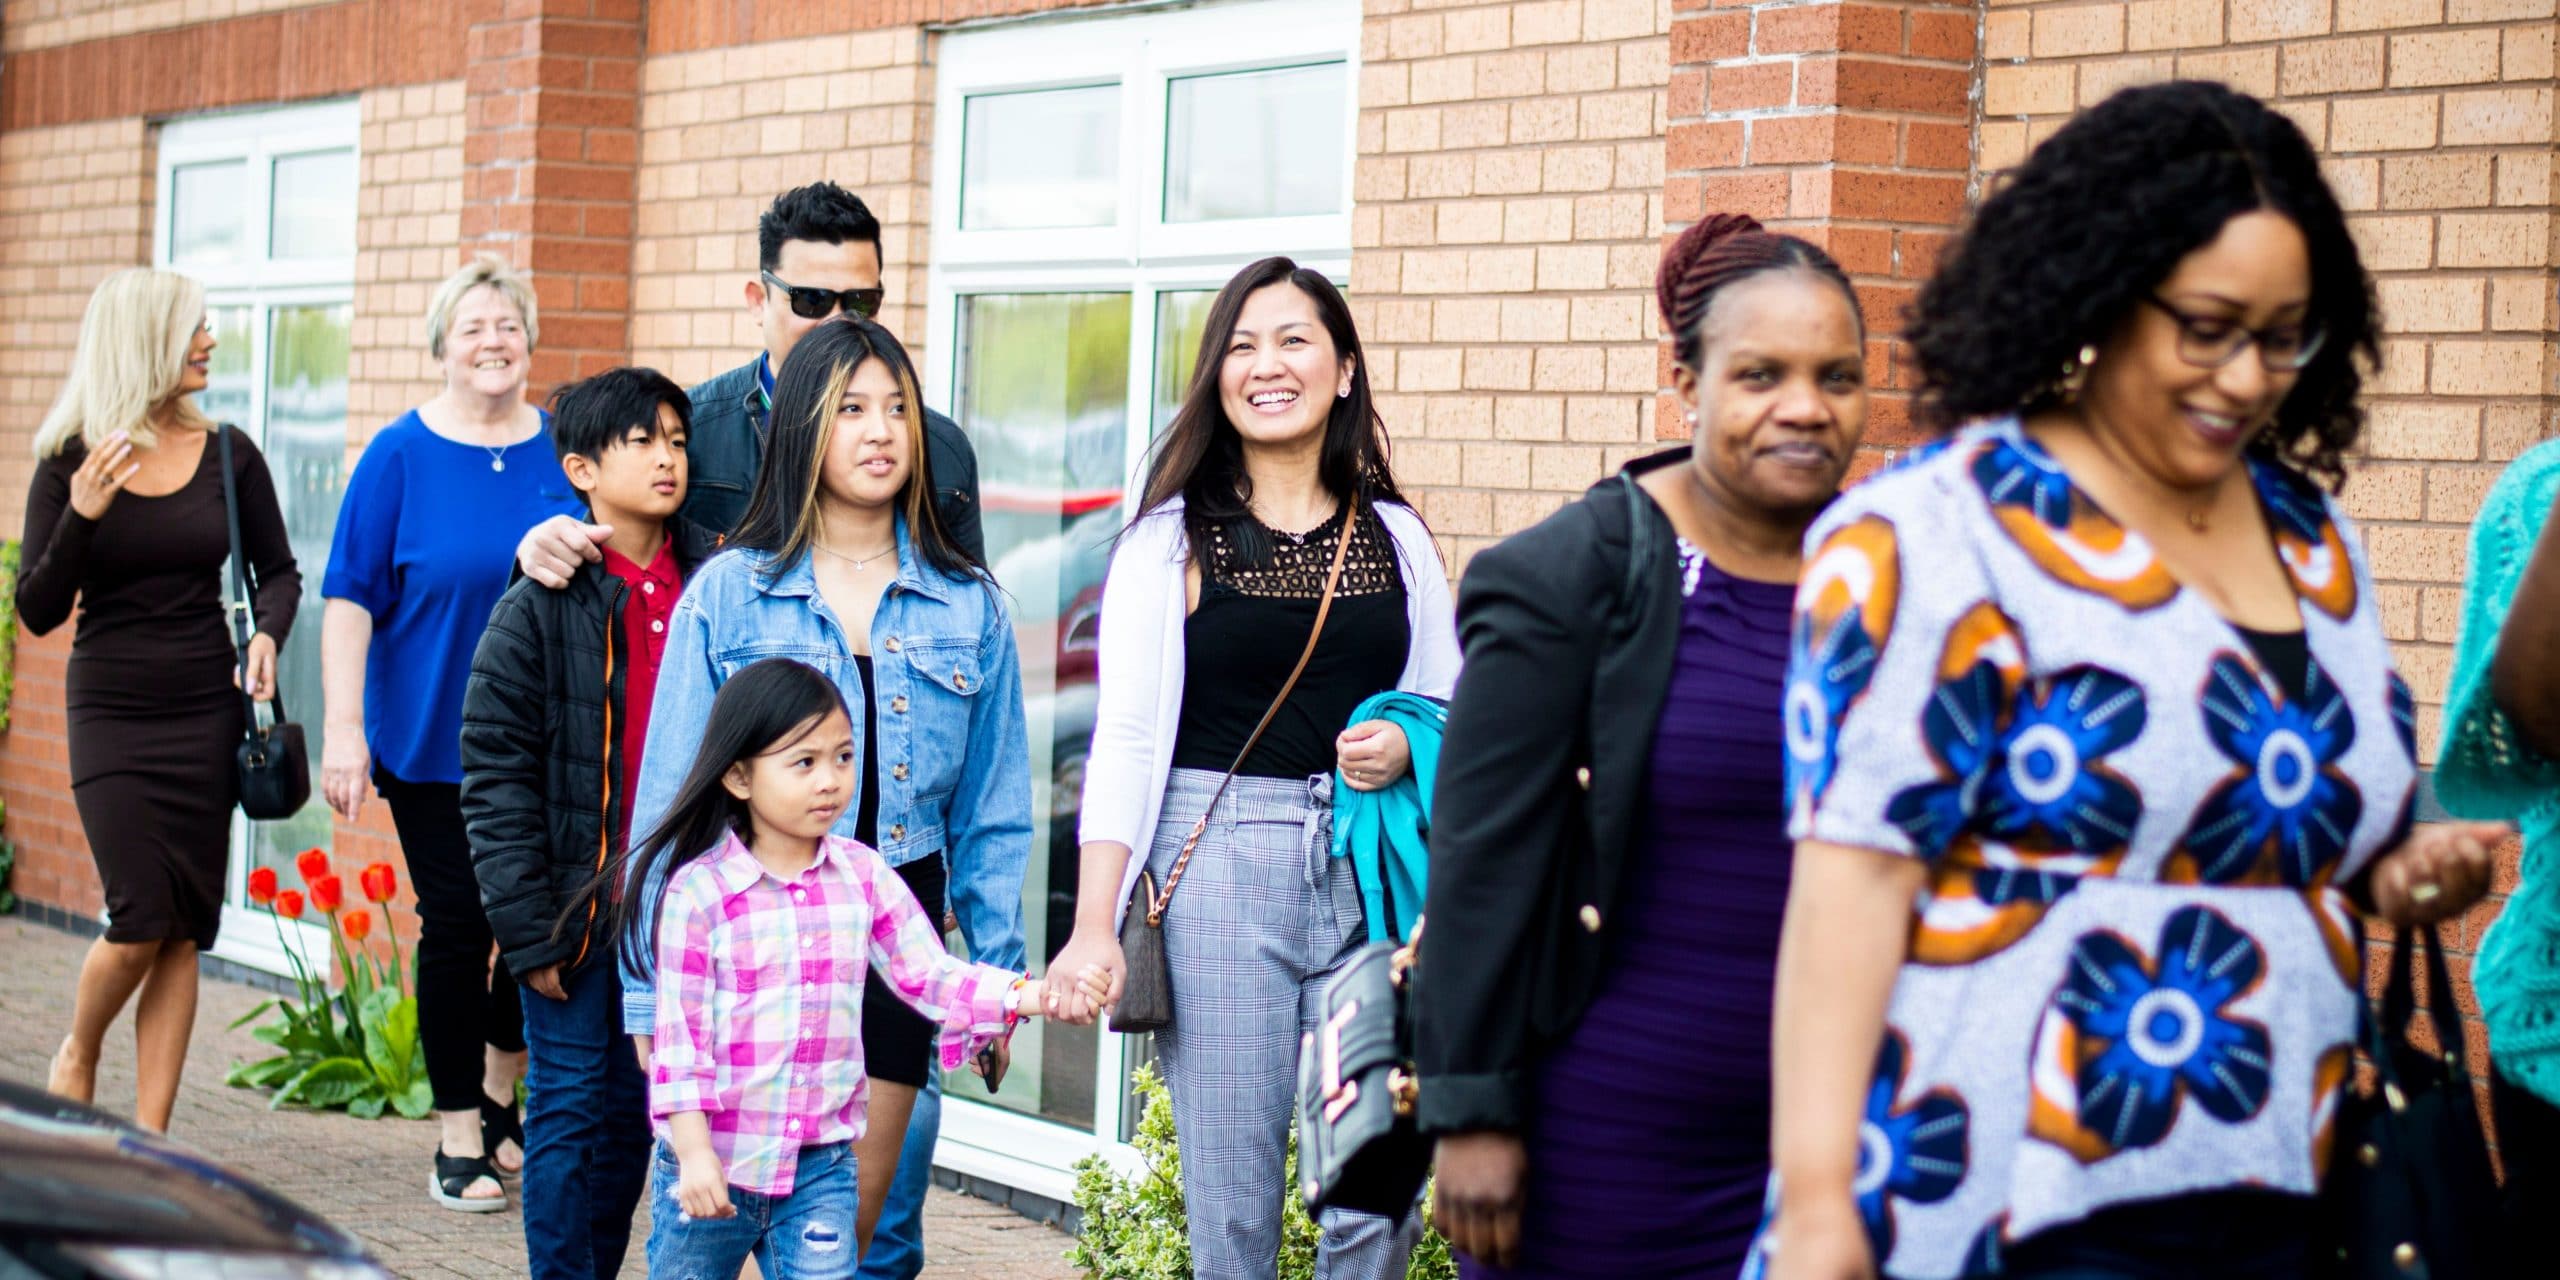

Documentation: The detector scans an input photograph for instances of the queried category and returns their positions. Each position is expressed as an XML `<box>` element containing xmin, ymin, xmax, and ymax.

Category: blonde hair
<box><xmin>34</xmin><ymin>268</ymin><xmax>216</xmax><ymax>459</ymax></box>
<box><xmin>425</xmin><ymin>254</ymin><xmax>540</xmax><ymax>359</ymax></box>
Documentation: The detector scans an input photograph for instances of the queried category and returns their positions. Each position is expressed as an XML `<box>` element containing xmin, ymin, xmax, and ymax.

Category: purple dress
<box><xmin>1464</xmin><ymin>542</ymin><xmax>1796</xmax><ymax>1280</ymax></box>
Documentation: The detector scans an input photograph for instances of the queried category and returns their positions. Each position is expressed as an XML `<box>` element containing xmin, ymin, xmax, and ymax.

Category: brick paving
<box><xmin>0</xmin><ymin>918</ymin><xmax>1081</xmax><ymax>1279</ymax></box>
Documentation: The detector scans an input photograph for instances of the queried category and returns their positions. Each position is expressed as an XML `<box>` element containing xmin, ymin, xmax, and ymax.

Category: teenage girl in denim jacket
<box><xmin>619</xmin><ymin>316</ymin><xmax>1031</xmax><ymax>1257</ymax></box>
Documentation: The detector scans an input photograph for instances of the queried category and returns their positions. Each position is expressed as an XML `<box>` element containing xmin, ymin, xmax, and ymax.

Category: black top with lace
<box><xmin>1173</xmin><ymin>503</ymin><xmax>1410</xmax><ymax>779</ymax></box>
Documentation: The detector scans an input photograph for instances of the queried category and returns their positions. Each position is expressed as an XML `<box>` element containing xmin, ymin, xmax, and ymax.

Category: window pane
<box><xmin>195</xmin><ymin>306</ymin><xmax>256</xmax><ymax>429</ymax></box>
<box><xmin>1151</xmin><ymin>289</ymin><xmax>1218</xmax><ymax>437</ymax></box>
<box><xmin>242</xmin><ymin>304</ymin><xmax>351</xmax><ymax>888</ymax></box>
<box><xmin>952</xmin><ymin>292</ymin><xmax>1132</xmax><ymax>1131</ymax></box>
<box><xmin>961</xmin><ymin>86</ymin><xmax>1119</xmax><ymax>230</ymax></box>
<box><xmin>1163</xmin><ymin>63</ymin><xmax>1346</xmax><ymax>223</ymax></box>
<box><xmin>170</xmin><ymin>161</ymin><xmax>248</xmax><ymax>266</ymax></box>
<box><xmin>269</xmin><ymin>149</ymin><xmax>357</xmax><ymax>261</ymax></box>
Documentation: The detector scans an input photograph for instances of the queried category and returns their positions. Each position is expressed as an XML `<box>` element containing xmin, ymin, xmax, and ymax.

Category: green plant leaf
<box><xmin>271</xmin><ymin>1056</ymin><xmax>372</xmax><ymax>1110</ymax></box>
<box><xmin>224</xmin><ymin>1055</ymin><xmax>304</xmax><ymax>1088</ymax></box>
<box><xmin>357</xmin><ymin>989</ymin><xmax>421</xmax><ymax>1090</ymax></box>
<box><xmin>390</xmin><ymin>1077</ymin><xmax>434</xmax><ymax>1120</ymax></box>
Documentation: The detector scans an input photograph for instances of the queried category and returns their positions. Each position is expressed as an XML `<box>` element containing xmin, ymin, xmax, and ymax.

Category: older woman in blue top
<box><xmin>619</xmin><ymin>315</ymin><xmax>1030</xmax><ymax>1256</ymax></box>
<box><xmin>320</xmin><ymin>255</ymin><xmax>584</xmax><ymax>1212</ymax></box>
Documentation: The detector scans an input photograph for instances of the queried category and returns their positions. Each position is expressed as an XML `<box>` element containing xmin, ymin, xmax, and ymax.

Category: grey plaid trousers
<box><xmin>1146</xmin><ymin>768</ymin><xmax>1423</xmax><ymax>1280</ymax></box>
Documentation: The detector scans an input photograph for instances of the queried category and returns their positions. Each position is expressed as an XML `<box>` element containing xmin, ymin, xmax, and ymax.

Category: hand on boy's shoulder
<box><xmin>517</xmin><ymin>513</ymin><xmax>614</xmax><ymax>590</ymax></box>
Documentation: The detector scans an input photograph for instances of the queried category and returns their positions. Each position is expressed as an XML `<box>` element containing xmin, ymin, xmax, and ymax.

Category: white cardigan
<box><xmin>1079</xmin><ymin>496</ymin><xmax>1462</xmax><ymax>928</ymax></box>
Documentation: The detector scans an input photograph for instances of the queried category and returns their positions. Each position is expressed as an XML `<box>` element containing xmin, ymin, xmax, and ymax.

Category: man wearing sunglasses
<box><xmin>507</xmin><ymin>182</ymin><xmax>980</xmax><ymax>1280</ymax></box>
<box><xmin>515</xmin><ymin>181</ymin><xmax>982</xmax><ymax>583</ymax></box>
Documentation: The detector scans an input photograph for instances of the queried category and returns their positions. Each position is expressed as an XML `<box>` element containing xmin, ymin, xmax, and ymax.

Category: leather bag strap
<box><xmin>1144</xmin><ymin>505</ymin><xmax>1358</xmax><ymax>927</ymax></box>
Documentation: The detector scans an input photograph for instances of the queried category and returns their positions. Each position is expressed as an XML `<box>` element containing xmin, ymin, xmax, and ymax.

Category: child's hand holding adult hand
<box><xmin>675</xmin><ymin>1151</ymin><xmax>735</xmax><ymax>1221</ymax></box>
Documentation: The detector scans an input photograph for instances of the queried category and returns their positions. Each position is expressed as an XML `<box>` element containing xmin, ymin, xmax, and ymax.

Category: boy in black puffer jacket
<box><xmin>460</xmin><ymin>367</ymin><xmax>712</xmax><ymax>1280</ymax></box>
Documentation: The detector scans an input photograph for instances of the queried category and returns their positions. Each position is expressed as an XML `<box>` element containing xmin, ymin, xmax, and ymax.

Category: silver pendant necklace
<box><xmin>814</xmin><ymin>540</ymin><xmax>897</xmax><ymax>571</ymax></box>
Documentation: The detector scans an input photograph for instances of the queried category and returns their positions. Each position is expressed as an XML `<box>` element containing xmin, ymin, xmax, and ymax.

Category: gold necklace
<box><xmin>813</xmin><ymin>539</ymin><xmax>897</xmax><ymax>571</ymax></box>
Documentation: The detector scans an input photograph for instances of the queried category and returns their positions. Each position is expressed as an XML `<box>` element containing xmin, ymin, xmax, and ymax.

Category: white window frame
<box><xmin>924</xmin><ymin>0</ymin><xmax>1357</xmax><ymax>1197</ymax></box>
<box><xmin>154</xmin><ymin>98</ymin><xmax>359</xmax><ymax>981</ymax></box>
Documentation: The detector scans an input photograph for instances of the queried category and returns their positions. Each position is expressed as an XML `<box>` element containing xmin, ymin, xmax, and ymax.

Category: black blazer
<box><xmin>1415</xmin><ymin>449</ymin><xmax>1689</xmax><ymax>1136</ymax></box>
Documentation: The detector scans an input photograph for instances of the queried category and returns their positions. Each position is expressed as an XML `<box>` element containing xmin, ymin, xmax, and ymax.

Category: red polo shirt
<box><xmin>603</xmin><ymin>541</ymin><xmax>684</xmax><ymax>839</ymax></box>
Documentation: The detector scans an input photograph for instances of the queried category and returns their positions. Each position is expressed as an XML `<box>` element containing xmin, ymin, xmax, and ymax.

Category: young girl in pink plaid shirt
<box><xmin>572</xmin><ymin>658</ymin><xmax>1100</xmax><ymax>1277</ymax></box>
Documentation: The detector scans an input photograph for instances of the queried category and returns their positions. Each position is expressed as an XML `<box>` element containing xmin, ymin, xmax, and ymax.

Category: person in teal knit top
<box><xmin>2438</xmin><ymin>435</ymin><xmax>2560</xmax><ymax>1224</ymax></box>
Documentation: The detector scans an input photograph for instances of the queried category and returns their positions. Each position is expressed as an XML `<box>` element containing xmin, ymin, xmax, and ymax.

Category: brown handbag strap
<box><xmin>1143</xmin><ymin>505</ymin><xmax>1358</xmax><ymax>927</ymax></box>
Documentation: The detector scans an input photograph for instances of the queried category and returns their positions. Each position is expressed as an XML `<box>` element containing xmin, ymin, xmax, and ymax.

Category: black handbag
<box><xmin>1110</xmin><ymin>517</ymin><xmax>1352</xmax><ymax>1035</ymax></box>
<box><xmin>217</xmin><ymin>425</ymin><xmax>310</xmax><ymax>821</ymax></box>
<box><xmin>2318</xmin><ymin>924</ymin><xmax>2509</xmax><ymax>1279</ymax></box>
<box><xmin>1296</xmin><ymin>918</ymin><xmax>1431</xmax><ymax>1217</ymax></box>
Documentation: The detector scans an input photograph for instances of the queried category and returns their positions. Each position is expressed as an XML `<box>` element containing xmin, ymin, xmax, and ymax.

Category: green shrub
<box><xmin>0</xmin><ymin>539</ymin><xmax>19</xmax><ymax>733</ymax></box>
<box><xmin>1069</xmin><ymin>1065</ymin><xmax>1457</xmax><ymax>1280</ymax></box>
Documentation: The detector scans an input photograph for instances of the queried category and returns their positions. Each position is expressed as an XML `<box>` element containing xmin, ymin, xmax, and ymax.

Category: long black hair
<box><xmin>1135</xmin><ymin>256</ymin><xmax>1406</xmax><ymax>566</ymax></box>
<box><xmin>730</xmin><ymin>316</ymin><xmax>982</xmax><ymax>580</ymax></box>
<box><xmin>1904</xmin><ymin>80</ymin><xmax>2377</xmax><ymax>489</ymax></box>
<box><xmin>556</xmin><ymin>658</ymin><xmax>851</xmax><ymax>978</ymax></box>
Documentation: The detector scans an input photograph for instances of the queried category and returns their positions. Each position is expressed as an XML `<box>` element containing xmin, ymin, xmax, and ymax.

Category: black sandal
<box><xmin>430</xmin><ymin>1148</ymin><xmax>506</xmax><ymax>1213</ymax></box>
<box><xmin>480</xmin><ymin>1092</ymin><xmax>525</xmax><ymax>1179</ymax></box>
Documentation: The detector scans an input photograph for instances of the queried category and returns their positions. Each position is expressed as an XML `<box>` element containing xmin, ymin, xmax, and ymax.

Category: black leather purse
<box><xmin>2318</xmin><ymin>925</ymin><xmax>2509</xmax><ymax>1279</ymax></box>
<box><xmin>1295</xmin><ymin>919</ymin><xmax>1432</xmax><ymax>1217</ymax></box>
<box><xmin>218</xmin><ymin>425</ymin><xmax>310</xmax><ymax>821</ymax></box>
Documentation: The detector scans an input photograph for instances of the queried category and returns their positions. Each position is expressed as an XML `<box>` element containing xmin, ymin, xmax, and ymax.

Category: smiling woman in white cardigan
<box><xmin>1048</xmin><ymin>257</ymin><xmax>1459</xmax><ymax>1280</ymax></box>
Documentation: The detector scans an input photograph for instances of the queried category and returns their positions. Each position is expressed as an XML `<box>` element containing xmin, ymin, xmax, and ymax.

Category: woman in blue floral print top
<box><xmin>1758</xmin><ymin>82</ymin><xmax>2513</xmax><ymax>1280</ymax></box>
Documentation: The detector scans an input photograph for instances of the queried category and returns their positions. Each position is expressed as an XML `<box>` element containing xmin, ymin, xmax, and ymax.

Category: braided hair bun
<box><xmin>1655</xmin><ymin>213</ymin><xmax>1858</xmax><ymax>370</ymax></box>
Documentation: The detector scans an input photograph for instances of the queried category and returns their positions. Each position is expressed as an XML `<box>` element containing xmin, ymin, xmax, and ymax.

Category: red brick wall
<box><xmin>0</xmin><ymin>119</ymin><xmax>154</xmax><ymax>919</ymax></box>
<box><xmin>462</xmin><ymin>0</ymin><xmax>644</xmax><ymax>395</ymax></box>
<box><xmin>1664</xmin><ymin>0</ymin><xmax>1980</xmax><ymax>474</ymax></box>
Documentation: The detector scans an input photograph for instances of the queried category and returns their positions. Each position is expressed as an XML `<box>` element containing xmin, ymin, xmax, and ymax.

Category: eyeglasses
<box><xmin>762</xmin><ymin>271</ymin><xmax>885</xmax><ymax>321</ymax></box>
<box><xmin>2140</xmin><ymin>295</ymin><xmax>2326</xmax><ymax>372</ymax></box>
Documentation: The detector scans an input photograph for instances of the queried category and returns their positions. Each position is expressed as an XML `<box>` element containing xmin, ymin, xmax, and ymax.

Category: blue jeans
<box><xmin>519</xmin><ymin>960</ymin><xmax>649</xmax><ymax>1280</ymax></box>
<box><xmin>856</xmin><ymin>1069</ymin><xmax>939</xmax><ymax>1280</ymax></box>
<box><xmin>646</xmin><ymin>1140</ymin><xmax>860</xmax><ymax>1280</ymax></box>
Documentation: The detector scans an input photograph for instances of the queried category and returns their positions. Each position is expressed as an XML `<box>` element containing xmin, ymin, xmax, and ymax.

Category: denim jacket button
<box><xmin>885</xmin><ymin>636</ymin><xmax>901</xmax><ymax>653</ymax></box>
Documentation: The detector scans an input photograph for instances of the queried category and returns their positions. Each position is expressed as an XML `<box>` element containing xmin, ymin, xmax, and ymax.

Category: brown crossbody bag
<box><xmin>1109</xmin><ymin>513</ymin><xmax>1355</xmax><ymax>1034</ymax></box>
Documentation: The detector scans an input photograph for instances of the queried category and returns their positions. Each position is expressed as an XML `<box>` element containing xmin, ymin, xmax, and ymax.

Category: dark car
<box><xmin>0</xmin><ymin>1078</ymin><xmax>390</xmax><ymax>1279</ymax></box>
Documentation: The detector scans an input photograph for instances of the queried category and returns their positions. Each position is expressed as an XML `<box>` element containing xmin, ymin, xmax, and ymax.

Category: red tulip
<box><xmin>359</xmin><ymin>862</ymin><xmax>397</xmax><ymax>904</ymax></box>
<box><xmin>340</xmin><ymin>909</ymin><xmax>373</xmax><ymax>942</ymax></box>
<box><xmin>295</xmin><ymin>848</ymin><xmax>330</xmax><ymax>885</ymax></box>
<box><xmin>246</xmin><ymin>867</ymin><xmax>279</xmax><ymax>906</ymax></box>
<box><xmin>308</xmin><ymin>874</ymin><xmax>345</xmax><ymax>913</ymax></box>
<box><xmin>274</xmin><ymin>890</ymin><xmax>305</xmax><ymax>920</ymax></box>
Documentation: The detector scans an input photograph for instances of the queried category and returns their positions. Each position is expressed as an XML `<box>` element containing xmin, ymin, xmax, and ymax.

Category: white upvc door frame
<box><xmin>154</xmin><ymin>99</ymin><xmax>360</xmax><ymax>981</ymax></box>
<box><xmin>922</xmin><ymin>0</ymin><xmax>1358</xmax><ymax>1193</ymax></box>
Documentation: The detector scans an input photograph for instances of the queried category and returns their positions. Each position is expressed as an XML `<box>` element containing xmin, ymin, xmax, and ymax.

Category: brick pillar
<box><xmin>1662</xmin><ymin>0</ymin><xmax>1979</xmax><ymax>465</ymax></box>
<box><xmin>461</xmin><ymin>0</ymin><xmax>642</xmax><ymax>395</ymax></box>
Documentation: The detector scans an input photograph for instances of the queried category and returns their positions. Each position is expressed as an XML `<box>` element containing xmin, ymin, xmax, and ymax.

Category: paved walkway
<box><xmin>0</xmin><ymin>918</ymin><xmax>1081</xmax><ymax>1279</ymax></box>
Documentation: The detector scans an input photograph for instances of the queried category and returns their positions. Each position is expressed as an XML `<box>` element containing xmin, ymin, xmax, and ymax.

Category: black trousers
<box><xmin>1979</xmin><ymin>1190</ymin><xmax>2315</xmax><ymax>1279</ymax></box>
<box><xmin>2496</xmin><ymin>1066</ymin><xmax>2560</xmax><ymax>1229</ymax></box>
<box><xmin>377</xmin><ymin>767</ymin><xmax>525</xmax><ymax>1113</ymax></box>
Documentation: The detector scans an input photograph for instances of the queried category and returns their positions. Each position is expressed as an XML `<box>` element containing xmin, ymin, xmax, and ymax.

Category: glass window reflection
<box><xmin>961</xmin><ymin>85</ymin><xmax>1121</xmax><ymax>230</ymax></box>
<box><xmin>170</xmin><ymin>161</ymin><xmax>248</xmax><ymax>266</ymax></box>
<box><xmin>269</xmin><ymin>150</ymin><xmax>357</xmax><ymax>261</ymax></box>
<box><xmin>1163</xmin><ymin>63</ymin><xmax>1347</xmax><ymax>223</ymax></box>
<box><xmin>952</xmin><ymin>292</ymin><xmax>1134</xmax><ymax>1130</ymax></box>
<box><xmin>1152</xmin><ymin>290</ymin><xmax>1218</xmax><ymax>435</ymax></box>
<box><xmin>244</xmin><ymin>304</ymin><xmax>351</xmax><ymax>883</ymax></box>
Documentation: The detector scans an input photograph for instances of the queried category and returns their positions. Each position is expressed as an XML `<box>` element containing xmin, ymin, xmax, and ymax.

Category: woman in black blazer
<box><xmin>1415</xmin><ymin>215</ymin><xmax>1870</xmax><ymax>1278</ymax></box>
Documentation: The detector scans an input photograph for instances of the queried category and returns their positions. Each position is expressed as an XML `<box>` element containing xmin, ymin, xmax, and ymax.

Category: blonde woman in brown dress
<box><xmin>21</xmin><ymin>267</ymin><xmax>300</xmax><ymax>1132</ymax></box>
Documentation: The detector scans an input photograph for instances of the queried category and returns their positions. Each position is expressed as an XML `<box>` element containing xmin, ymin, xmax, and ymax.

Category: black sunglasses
<box><xmin>762</xmin><ymin>271</ymin><xmax>885</xmax><ymax>321</ymax></box>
